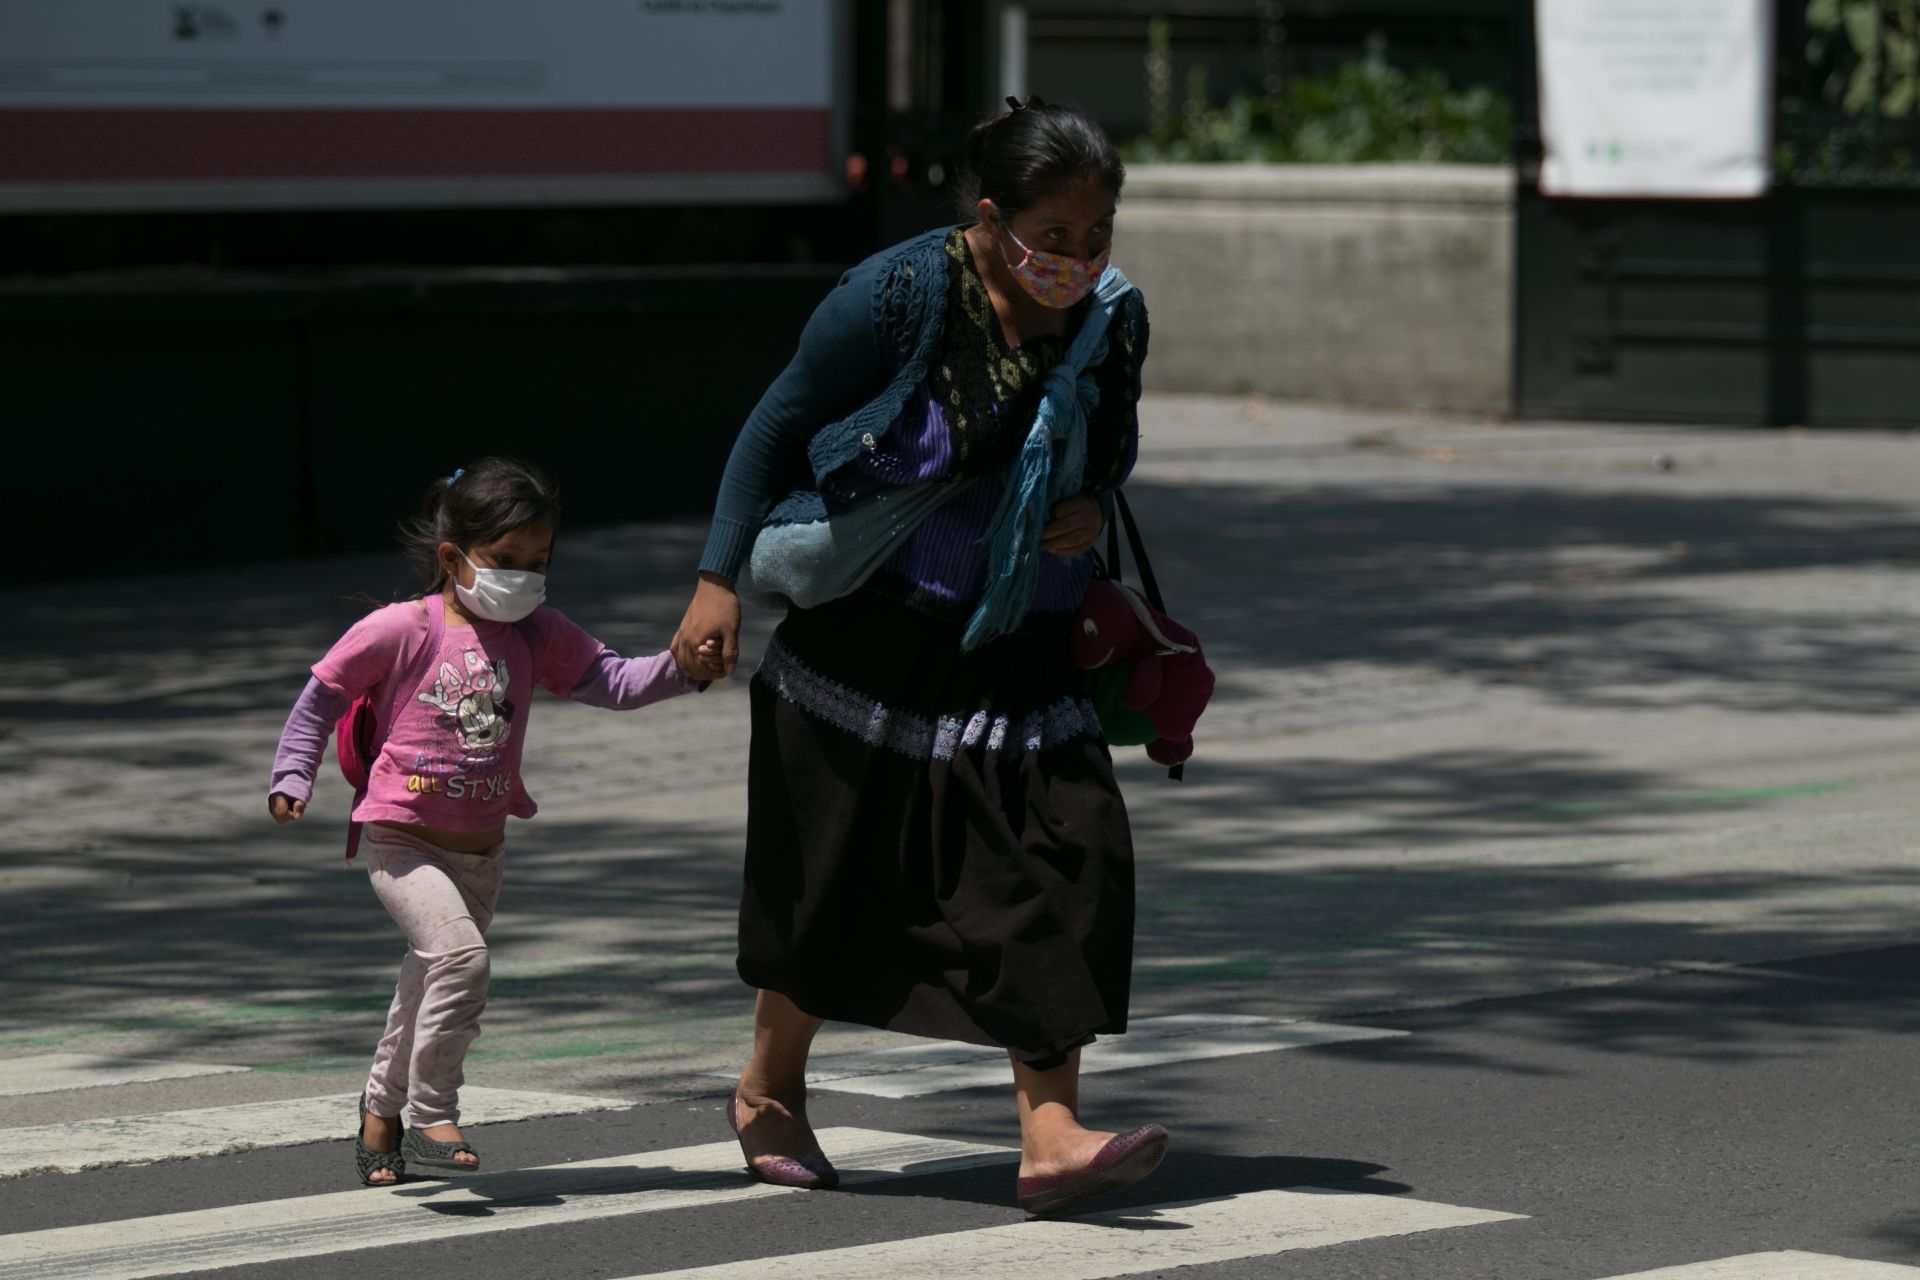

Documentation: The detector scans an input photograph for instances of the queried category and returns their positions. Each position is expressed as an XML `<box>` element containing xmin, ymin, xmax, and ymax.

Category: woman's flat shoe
<box><xmin>1016</xmin><ymin>1124</ymin><xmax>1170</xmax><ymax>1216</ymax></box>
<box><xmin>726</xmin><ymin>1092</ymin><xmax>839</xmax><ymax>1190</ymax></box>
<box><xmin>354</xmin><ymin>1093</ymin><xmax>405</xmax><ymax>1187</ymax></box>
<box><xmin>401</xmin><ymin>1125</ymin><xmax>480</xmax><ymax>1174</ymax></box>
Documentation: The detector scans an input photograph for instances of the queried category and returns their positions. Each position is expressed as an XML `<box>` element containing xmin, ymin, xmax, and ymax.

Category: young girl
<box><xmin>268</xmin><ymin>456</ymin><xmax>704</xmax><ymax>1186</ymax></box>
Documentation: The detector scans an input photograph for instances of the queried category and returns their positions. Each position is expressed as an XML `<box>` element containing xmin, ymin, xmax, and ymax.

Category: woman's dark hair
<box><xmin>956</xmin><ymin>95</ymin><xmax>1125</xmax><ymax>221</ymax></box>
<box><xmin>399</xmin><ymin>456</ymin><xmax>561</xmax><ymax>596</ymax></box>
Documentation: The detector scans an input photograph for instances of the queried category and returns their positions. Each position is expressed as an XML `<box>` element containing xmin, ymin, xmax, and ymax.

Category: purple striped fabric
<box><xmin>860</xmin><ymin>382</ymin><xmax>1096</xmax><ymax>616</ymax></box>
<box><xmin>862</xmin><ymin>387</ymin><xmax>955</xmax><ymax>484</ymax></box>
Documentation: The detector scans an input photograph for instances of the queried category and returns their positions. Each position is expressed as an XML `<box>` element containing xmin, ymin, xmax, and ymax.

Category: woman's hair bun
<box><xmin>957</xmin><ymin>97</ymin><xmax>1122</xmax><ymax>221</ymax></box>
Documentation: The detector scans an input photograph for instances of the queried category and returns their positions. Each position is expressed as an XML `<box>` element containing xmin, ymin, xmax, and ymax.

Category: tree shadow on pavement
<box><xmin>1123</xmin><ymin>477</ymin><xmax>1920</xmax><ymax>717</ymax></box>
<box><xmin>1301</xmin><ymin>943</ymin><xmax>1920</xmax><ymax>1075</ymax></box>
<box><xmin>2</xmin><ymin>472</ymin><xmax>1918</xmax><ymax>1084</ymax></box>
<box><xmin>3</xmin><ymin>476</ymin><xmax>1914</xmax><ymax>724</ymax></box>
<box><xmin>4</xmin><ymin>800</ymin><xmax>1916</xmax><ymax>1083</ymax></box>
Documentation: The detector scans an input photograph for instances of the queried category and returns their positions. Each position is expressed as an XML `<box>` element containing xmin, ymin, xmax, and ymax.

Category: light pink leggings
<box><xmin>361</xmin><ymin>825</ymin><xmax>505</xmax><ymax>1128</ymax></box>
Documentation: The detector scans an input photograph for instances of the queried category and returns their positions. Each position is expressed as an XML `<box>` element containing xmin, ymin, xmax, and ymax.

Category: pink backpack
<box><xmin>333</xmin><ymin>595</ymin><xmax>539</xmax><ymax>858</ymax></box>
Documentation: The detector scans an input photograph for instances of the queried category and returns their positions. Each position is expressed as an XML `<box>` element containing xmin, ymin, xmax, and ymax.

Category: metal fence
<box><xmin>1514</xmin><ymin>0</ymin><xmax>1920</xmax><ymax>427</ymax></box>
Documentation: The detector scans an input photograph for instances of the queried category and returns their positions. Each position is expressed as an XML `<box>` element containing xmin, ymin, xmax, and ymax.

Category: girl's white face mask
<box><xmin>456</xmin><ymin>551</ymin><xmax>546</xmax><ymax>622</ymax></box>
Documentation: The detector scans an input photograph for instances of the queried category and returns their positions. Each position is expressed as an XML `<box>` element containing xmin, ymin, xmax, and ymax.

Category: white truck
<box><xmin>0</xmin><ymin>0</ymin><xmax>853</xmax><ymax>212</ymax></box>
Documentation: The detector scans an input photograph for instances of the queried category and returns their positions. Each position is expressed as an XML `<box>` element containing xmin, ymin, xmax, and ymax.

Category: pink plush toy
<box><xmin>1071</xmin><ymin>578</ymin><xmax>1215</xmax><ymax>766</ymax></box>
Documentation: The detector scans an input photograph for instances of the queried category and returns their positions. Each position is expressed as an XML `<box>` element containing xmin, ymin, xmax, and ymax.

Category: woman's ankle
<box><xmin>1019</xmin><ymin>1123</ymin><xmax>1115</xmax><ymax>1177</ymax></box>
<box><xmin>736</xmin><ymin>1093</ymin><xmax>791</xmax><ymax>1118</ymax></box>
<box><xmin>746</xmin><ymin>992</ymin><xmax>822</xmax><ymax>1100</ymax></box>
<box><xmin>737</xmin><ymin>1052</ymin><xmax>814</xmax><ymax>1103</ymax></box>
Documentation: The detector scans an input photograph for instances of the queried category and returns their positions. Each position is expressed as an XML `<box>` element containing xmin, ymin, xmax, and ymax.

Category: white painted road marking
<box><xmin>1592</xmin><ymin>1253</ymin><xmax>1920</xmax><ymax>1278</ymax></box>
<box><xmin>0</xmin><ymin>1127</ymin><xmax>1013</xmax><ymax>1280</ymax></box>
<box><xmin>754</xmin><ymin>1015</ymin><xmax>1407</xmax><ymax>1098</ymax></box>
<box><xmin>0</xmin><ymin>1054</ymin><xmax>247</xmax><ymax>1098</ymax></box>
<box><xmin>624</xmin><ymin>1186</ymin><xmax>1524</xmax><ymax>1279</ymax></box>
<box><xmin>0</xmin><ymin>1085</ymin><xmax>629</xmax><ymax>1178</ymax></box>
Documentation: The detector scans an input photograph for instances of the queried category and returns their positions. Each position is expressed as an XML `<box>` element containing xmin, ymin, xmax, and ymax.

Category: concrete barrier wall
<box><xmin>1119</xmin><ymin>164</ymin><xmax>1516</xmax><ymax>414</ymax></box>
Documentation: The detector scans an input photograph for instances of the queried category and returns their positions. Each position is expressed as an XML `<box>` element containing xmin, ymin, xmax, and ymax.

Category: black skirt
<box><xmin>737</xmin><ymin>588</ymin><xmax>1136</xmax><ymax>1068</ymax></box>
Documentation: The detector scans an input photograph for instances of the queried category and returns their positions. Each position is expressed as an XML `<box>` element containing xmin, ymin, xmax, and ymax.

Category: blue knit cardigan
<box><xmin>698</xmin><ymin>226</ymin><xmax>1151</xmax><ymax>583</ymax></box>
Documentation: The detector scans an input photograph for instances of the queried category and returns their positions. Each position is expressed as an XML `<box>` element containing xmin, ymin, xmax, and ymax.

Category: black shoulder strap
<box><xmin>1100</xmin><ymin>490</ymin><xmax>1184</xmax><ymax>782</ymax></box>
<box><xmin>1114</xmin><ymin>490</ymin><xmax>1166</xmax><ymax>615</ymax></box>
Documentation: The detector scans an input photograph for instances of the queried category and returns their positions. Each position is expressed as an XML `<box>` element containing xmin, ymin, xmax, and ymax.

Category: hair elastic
<box><xmin>446</xmin><ymin>468</ymin><xmax>465</xmax><ymax>487</ymax></box>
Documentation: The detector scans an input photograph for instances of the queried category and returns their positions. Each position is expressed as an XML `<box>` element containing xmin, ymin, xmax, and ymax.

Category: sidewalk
<box><xmin>3</xmin><ymin>395</ymin><xmax>1916</xmax><ymax>1124</ymax></box>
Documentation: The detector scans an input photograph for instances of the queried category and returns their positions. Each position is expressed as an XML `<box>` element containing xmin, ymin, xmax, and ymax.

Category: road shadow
<box><xmin>842</xmin><ymin>1147</ymin><xmax>1409</xmax><ymax>1213</ymax></box>
<box><xmin>3</xmin><ymin>476</ymin><xmax>1915</xmax><ymax>724</ymax></box>
<box><xmin>2</xmin><ymin>470</ymin><xmax>1917</xmax><ymax>1081</ymax></box>
<box><xmin>1117</xmin><ymin>477</ymin><xmax>1920</xmax><ymax>717</ymax></box>
<box><xmin>391</xmin><ymin>1160</ymin><xmax>740</xmax><ymax>1214</ymax></box>
<box><xmin>7</xmin><ymin>798</ymin><xmax>1917</xmax><ymax>1081</ymax></box>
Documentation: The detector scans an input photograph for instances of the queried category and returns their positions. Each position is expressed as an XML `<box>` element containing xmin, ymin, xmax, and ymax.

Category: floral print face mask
<box><xmin>994</xmin><ymin>210</ymin><xmax>1110</xmax><ymax>309</ymax></box>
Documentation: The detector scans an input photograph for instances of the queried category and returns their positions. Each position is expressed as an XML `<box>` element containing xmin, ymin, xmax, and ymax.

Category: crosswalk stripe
<box><xmin>0</xmin><ymin>1054</ymin><xmax>248</xmax><ymax>1098</ymax></box>
<box><xmin>0</xmin><ymin>1127</ymin><xmax>1012</xmax><ymax>1280</ymax></box>
<box><xmin>1592</xmin><ymin>1253</ymin><xmax>1920</xmax><ymax>1278</ymax></box>
<box><xmin>0</xmin><ymin>1085</ymin><xmax>630</xmax><ymax>1178</ymax></box>
<box><xmin>750</xmin><ymin>1015</ymin><xmax>1407</xmax><ymax>1098</ymax></box>
<box><xmin>621</xmin><ymin>1186</ymin><xmax>1524</xmax><ymax>1279</ymax></box>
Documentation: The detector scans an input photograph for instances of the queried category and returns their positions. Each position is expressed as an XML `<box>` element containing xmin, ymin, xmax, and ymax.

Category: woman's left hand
<box><xmin>1041</xmin><ymin>494</ymin><xmax>1104</xmax><ymax>559</ymax></box>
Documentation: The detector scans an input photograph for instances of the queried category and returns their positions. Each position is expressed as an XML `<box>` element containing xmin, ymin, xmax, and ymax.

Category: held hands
<box><xmin>268</xmin><ymin>793</ymin><xmax>306</xmax><ymax>824</ymax></box>
<box><xmin>672</xmin><ymin>571</ymin><xmax>742</xmax><ymax>681</ymax></box>
<box><xmin>1042</xmin><ymin>494</ymin><xmax>1104</xmax><ymax>559</ymax></box>
<box><xmin>665</xmin><ymin>501</ymin><xmax>1094</xmax><ymax>683</ymax></box>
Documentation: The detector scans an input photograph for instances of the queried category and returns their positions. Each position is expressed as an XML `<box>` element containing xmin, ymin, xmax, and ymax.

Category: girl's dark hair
<box><xmin>399</xmin><ymin>456</ymin><xmax>561</xmax><ymax>596</ymax></box>
<box><xmin>955</xmin><ymin>95</ymin><xmax>1125</xmax><ymax>221</ymax></box>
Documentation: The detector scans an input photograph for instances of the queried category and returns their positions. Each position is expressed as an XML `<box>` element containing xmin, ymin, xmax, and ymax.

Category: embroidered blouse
<box><xmin>697</xmin><ymin>225</ymin><xmax>1149</xmax><ymax>585</ymax></box>
<box><xmin>856</xmin><ymin>229</ymin><xmax>1140</xmax><ymax>621</ymax></box>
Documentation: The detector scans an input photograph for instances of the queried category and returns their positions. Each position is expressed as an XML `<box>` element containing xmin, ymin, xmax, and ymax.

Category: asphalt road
<box><xmin>2</xmin><ymin>395</ymin><xmax>1917</xmax><ymax>1278</ymax></box>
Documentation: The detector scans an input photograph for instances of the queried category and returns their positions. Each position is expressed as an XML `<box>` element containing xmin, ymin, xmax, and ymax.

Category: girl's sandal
<box><xmin>402</xmin><ymin>1126</ymin><xmax>480</xmax><ymax>1174</ymax></box>
<box><xmin>355</xmin><ymin>1094</ymin><xmax>405</xmax><ymax>1187</ymax></box>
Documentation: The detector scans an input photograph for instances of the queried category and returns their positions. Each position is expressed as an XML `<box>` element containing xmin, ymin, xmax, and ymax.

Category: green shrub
<box><xmin>1125</xmin><ymin>35</ymin><xmax>1512</xmax><ymax>166</ymax></box>
<box><xmin>1780</xmin><ymin>0</ymin><xmax>1920</xmax><ymax>181</ymax></box>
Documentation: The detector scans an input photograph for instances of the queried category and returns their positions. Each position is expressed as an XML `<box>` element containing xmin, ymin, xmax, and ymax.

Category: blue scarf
<box><xmin>961</xmin><ymin>266</ymin><xmax>1137</xmax><ymax>652</ymax></box>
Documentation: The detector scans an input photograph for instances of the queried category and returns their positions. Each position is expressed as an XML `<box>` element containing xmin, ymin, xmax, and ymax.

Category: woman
<box><xmin>673</xmin><ymin>97</ymin><xmax>1163</xmax><ymax>1217</ymax></box>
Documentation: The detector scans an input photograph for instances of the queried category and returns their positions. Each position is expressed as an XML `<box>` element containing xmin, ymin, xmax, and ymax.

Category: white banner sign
<box><xmin>1536</xmin><ymin>0</ymin><xmax>1773</xmax><ymax>198</ymax></box>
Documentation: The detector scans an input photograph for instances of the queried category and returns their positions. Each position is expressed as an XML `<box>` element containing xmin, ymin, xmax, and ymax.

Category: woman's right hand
<box><xmin>674</xmin><ymin>572</ymin><xmax>742</xmax><ymax>680</ymax></box>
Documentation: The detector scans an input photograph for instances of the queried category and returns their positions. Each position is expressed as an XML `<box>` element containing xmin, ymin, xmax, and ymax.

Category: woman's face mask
<box><xmin>993</xmin><ymin>209</ymin><xmax>1111</xmax><ymax>309</ymax></box>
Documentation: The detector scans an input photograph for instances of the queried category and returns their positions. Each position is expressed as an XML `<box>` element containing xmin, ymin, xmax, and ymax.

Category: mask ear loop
<box><xmin>989</xmin><ymin>203</ymin><xmax>1030</xmax><ymax>271</ymax></box>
